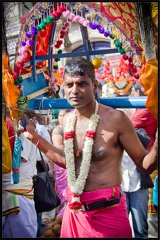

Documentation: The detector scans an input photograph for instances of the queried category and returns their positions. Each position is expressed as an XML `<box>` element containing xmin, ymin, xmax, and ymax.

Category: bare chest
<box><xmin>74</xmin><ymin>125</ymin><xmax>119</xmax><ymax>160</ymax></box>
<box><xmin>74</xmin><ymin>128</ymin><xmax>86</xmax><ymax>154</ymax></box>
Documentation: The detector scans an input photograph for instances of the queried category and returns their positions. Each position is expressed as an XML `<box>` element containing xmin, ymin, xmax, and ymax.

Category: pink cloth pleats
<box><xmin>61</xmin><ymin>186</ymin><xmax>132</xmax><ymax>238</ymax></box>
<box><xmin>54</xmin><ymin>164</ymin><xmax>68</xmax><ymax>216</ymax></box>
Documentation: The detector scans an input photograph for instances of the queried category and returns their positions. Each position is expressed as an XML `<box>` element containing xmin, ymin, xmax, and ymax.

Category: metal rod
<box><xmin>24</xmin><ymin>49</ymin><xmax>119</xmax><ymax>67</ymax></box>
<box><xmin>32</xmin><ymin>96</ymin><xmax>147</xmax><ymax>110</ymax></box>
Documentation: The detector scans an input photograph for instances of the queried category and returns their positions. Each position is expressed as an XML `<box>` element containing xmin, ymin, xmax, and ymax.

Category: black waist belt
<box><xmin>83</xmin><ymin>197</ymin><xmax>120</xmax><ymax>211</ymax></box>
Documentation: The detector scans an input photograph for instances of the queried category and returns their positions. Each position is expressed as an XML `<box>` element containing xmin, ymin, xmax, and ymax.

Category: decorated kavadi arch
<box><xmin>2</xmin><ymin>2</ymin><xmax>158</xmax><ymax>120</ymax></box>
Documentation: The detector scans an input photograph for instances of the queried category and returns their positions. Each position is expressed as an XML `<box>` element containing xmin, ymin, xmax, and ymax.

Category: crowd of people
<box><xmin>2</xmin><ymin>56</ymin><xmax>158</xmax><ymax>238</ymax></box>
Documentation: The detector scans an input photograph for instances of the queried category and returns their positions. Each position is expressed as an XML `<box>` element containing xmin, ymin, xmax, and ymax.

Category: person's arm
<box><xmin>51</xmin><ymin>126</ymin><xmax>64</xmax><ymax>149</ymax></box>
<box><xmin>135</xmin><ymin>128</ymin><xmax>151</xmax><ymax>149</ymax></box>
<box><xmin>141</xmin><ymin>135</ymin><xmax>158</xmax><ymax>174</ymax></box>
<box><xmin>22</xmin><ymin>114</ymin><xmax>66</xmax><ymax>168</ymax></box>
<box><xmin>117</xmin><ymin>110</ymin><xmax>158</xmax><ymax>174</ymax></box>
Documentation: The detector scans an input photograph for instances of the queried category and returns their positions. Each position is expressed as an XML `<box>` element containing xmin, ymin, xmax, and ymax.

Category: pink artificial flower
<box><xmin>51</xmin><ymin>82</ymin><xmax>56</xmax><ymax>88</ymax></box>
<box><xmin>73</xmin><ymin>15</ymin><xmax>80</xmax><ymax>22</ymax></box>
<box><xmin>64</xmin><ymin>22</ymin><xmax>71</xmax><ymax>28</ymax></box>
<box><xmin>17</xmin><ymin>55</ymin><xmax>24</xmax><ymax>62</ymax></box>
<box><xmin>79</xmin><ymin>17</ymin><xmax>85</xmax><ymax>24</ymax></box>
<box><xmin>18</xmin><ymin>47</ymin><xmax>26</xmax><ymax>54</ymax></box>
<box><xmin>62</xmin><ymin>10</ymin><xmax>70</xmax><ymax>18</ymax></box>
<box><xmin>83</xmin><ymin>20</ymin><xmax>90</xmax><ymax>27</ymax></box>
<box><xmin>53</xmin><ymin>85</ymin><xmax>59</xmax><ymax>92</ymax></box>
<box><xmin>54</xmin><ymin>78</ymin><xmax>59</xmax><ymax>83</ymax></box>
<box><xmin>62</xmin><ymin>26</ymin><xmax>66</xmax><ymax>31</ymax></box>
<box><xmin>68</xmin><ymin>13</ymin><xmax>75</xmax><ymax>21</ymax></box>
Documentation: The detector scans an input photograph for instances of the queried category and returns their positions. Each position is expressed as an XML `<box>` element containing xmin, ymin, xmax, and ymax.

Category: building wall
<box><xmin>3</xmin><ymin>2</ymin><xmax>33</xmax><ymax>66</ymax></box>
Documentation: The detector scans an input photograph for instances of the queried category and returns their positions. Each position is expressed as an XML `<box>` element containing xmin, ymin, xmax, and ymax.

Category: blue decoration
<box><xmin>12</xmin><ymin>137</ymin><xmax>23</xmax><ymax>184</ymax></box>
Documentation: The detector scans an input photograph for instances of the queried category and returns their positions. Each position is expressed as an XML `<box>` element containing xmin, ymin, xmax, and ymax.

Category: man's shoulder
<box><xmin>99</xmin><ymin>104</ymin><xmax>126</xmax><ymax>123</ymax></box>
<box><xmin>100</xmin><ymin>104</ymin><xmax>124</xmax><ymax>115</ymax></box>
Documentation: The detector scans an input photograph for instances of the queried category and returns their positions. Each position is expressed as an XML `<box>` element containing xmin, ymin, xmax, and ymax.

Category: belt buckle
<box><xmin>80</xmin><ymin>204</ymin><xmax>89</xmax><ymax>212</ymax></box>
<box><xmin>80</xmin><ymin>204</ymin><xmax>85</xmax><ymax>212</ymax></box>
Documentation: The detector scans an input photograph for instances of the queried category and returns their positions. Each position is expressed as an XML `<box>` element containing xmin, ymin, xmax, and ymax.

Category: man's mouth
<box><xmin>70</xmin><ymin>97</ymin><xmax>81</xmax><ymax>100</ymax></box>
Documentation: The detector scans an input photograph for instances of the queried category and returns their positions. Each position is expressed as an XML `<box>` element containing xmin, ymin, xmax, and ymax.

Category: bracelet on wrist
<box><xmin>36</xmin><ymin>140</ymin><xmax>40</xmax><ymax>147</ymax></box>
<box><xmin>31</xmin><ymin>138</ymin><xmax>40</xmax><ymax>147</ymax></box>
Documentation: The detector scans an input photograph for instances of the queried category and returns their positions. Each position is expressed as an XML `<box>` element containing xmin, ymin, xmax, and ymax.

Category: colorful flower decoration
<box><xmin>95</xmin><ymin>56</ymin><xmax>137</xmax><ymax>94</ymax></box>
<box><xmin>12</xmin><ymin>1</ymin><xmax>143</xmax><ymax>108</ymax></box>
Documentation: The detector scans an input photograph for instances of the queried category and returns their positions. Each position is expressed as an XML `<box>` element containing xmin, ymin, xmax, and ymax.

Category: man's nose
<box><xmin>71</xmin><ymin>84</ymin><xmax>79</xmax><ymax>94</ymax></box>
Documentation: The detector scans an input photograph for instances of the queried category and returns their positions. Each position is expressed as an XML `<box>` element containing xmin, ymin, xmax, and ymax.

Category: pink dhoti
<box><xmin>54</xmin><ymin>164</ymin><xmax>68</xmax><ymax>216</ymax></box>
<box><xmin>61</xmin><ymin>186</ymin><xmax>132</xmax><ymax>238</ymax></box>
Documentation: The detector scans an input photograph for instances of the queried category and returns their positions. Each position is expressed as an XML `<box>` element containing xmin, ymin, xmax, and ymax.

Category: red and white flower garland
<box><xmin>64</xmin><ymin>101</ymin><xmax>100</xmax><ymax>212</ymax></box>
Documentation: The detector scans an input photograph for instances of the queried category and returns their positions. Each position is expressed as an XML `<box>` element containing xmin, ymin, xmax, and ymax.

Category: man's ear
<box><xmin>93</xmin><ymin>80</ymin><xmax>98</xmax><ymax>94</ymax></box>
<box><xmin>137</xmin><ymin>89</ymin><xmax>140</xmax><ymax>95</ymax></box>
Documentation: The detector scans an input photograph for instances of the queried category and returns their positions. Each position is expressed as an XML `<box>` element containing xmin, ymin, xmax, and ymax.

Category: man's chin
<box><xmin>69</xmin><ymin>99</ymin><xmax>81</xmax><ymax>106</ymax></box>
